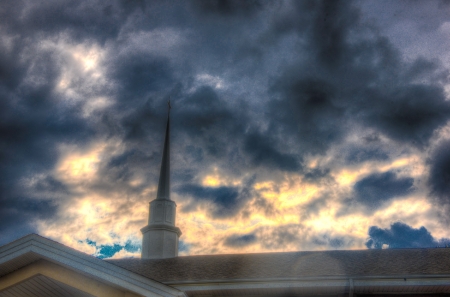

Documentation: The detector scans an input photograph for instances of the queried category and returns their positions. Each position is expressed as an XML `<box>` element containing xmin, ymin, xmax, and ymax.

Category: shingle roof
<box><xmin>106</xmin><ymin>248</ymin><xmax>450</xmax><ymax>283</ymax></box>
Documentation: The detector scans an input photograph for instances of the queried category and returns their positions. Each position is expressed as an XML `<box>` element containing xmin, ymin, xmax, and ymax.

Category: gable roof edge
<box><xmin>0</xmin><ymin>234</ymin><xmax>186</xmax><ymax>297</ymax></box>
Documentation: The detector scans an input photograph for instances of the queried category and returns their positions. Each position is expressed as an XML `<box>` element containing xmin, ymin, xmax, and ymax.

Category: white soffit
<box><xmin>0</xmin><ymin>274</ymin><xmax>95</xmax><ymax>297</ymax></box>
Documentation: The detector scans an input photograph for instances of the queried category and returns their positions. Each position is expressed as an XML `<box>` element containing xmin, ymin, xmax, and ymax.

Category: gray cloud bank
<box><xmin>1</xmin><ymin>0</ymin><xmax>450</xmax><ymax>246</ymax></box>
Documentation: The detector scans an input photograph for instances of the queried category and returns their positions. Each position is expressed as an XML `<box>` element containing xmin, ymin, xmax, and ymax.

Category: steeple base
<box><xmin>141</xmin><ymin>224</ymin><xmax>181</xmax><ymax>259</ymax></box>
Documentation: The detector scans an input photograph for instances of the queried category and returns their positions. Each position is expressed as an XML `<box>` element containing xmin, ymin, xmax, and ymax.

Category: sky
<box><xmin>1</xmin><ymin>0</ymin><xmax>450</xmax><ymax>259</ymax></box>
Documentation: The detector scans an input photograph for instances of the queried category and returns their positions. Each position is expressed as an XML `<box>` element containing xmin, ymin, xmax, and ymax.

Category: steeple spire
<box><xmin>141</xmin><ymin>98</ymin><xmax>181</xmax><ymax>259</ymax></box>
<box><xmin>156</xmin><ymin>100</ymin><xmax>171</xmax><ymax>200</ymax></box>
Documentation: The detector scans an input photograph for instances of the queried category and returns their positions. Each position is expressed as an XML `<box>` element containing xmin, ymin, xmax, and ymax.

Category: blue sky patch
<box><xmin>85</xmin><ymin>239</ymin><xmax>141</xmax><ymax>259</ymax></box>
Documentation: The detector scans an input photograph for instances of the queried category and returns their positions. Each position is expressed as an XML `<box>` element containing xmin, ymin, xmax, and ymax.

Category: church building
<box><xmin>1</xmin><ymin>104</ymin><xmax>450</xmax><ymax>297</ymax></box>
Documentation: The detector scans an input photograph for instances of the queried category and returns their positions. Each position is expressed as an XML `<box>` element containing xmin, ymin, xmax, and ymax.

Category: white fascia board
<box><xmin>173</xmin><ymin>279</ymin><xmax>349</xmax><ymax>293</ymax></box>
<box><xmin>0</xmin><ymin>235</ymin><xmax>186</xmax><ymax>297</ymax></box>
<box><xmin>172</xmin><ymin>276</ymin><xmax>450</xmax><ymax>294</ymax></box>
<box><xmin>0</xmin><ymin>234</ymin><xmax>39</xmax><ymax>257</ymax></box>
<box><xmin>354</xmin><ymin>277</ymin><xmax>450</xmax><ymax>289</ymax></box>
<box><xmin>164</xmin><ymin>273</ymin><xmax>450</xmax><ymax>285</ymax></box>
<box><xmin>0</xmin><ymin>244</ymin><xmax>34</xmax><ymax>265</ymax></box>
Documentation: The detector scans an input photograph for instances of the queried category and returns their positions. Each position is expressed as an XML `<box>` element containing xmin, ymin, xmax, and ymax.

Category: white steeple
<box><xmin>141</xmin><ymin>100</ymin><xmax>181</xmax><ymax>259</ymax></box>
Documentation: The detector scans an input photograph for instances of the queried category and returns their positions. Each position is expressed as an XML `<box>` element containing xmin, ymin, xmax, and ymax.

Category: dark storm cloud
<box><xmin>107</xmin><ymin>149</ymin><xmax>139</xmax><ymax>169</ymax></box>
<box><xmin>176</xmin><ymin>184</ymin><xmax>238</xmax><ymax>214</ymax></box>
<box><xmin>224</xmin><ymin>233</ymin><xmax>257</xmax><ymax>247</ymax></box>
<box><xmin>362</xmin><ymin>84</ymin><xmax>450</xmax><ymax>146</ymax></box>
<box><xmin>427</xmin><ymin>139</ymin><xmax>450</xmax><ymax>216</ymax></box>
<box><xmin>176</xmin><ymin>86</ymin><xmax>239</xmax><ymax>138</ymax></box>
<box><xmin>2</xmin><ymin>0</ymin><xmax>450</xmax><ymax>249</ymax></box>
<box><xmin>0</xmin><ymin>197</ymin><xmax>57</xmax><ymax>245</ymax></box>
<box><xmin>106</xmin><ymin>83</ymin><xmax>244</xmax><ymax>186</ymax></box>
<box><xmin>0</xmin><ymin>0</ymin><xmax>143</xmax><ymax>44</ymax></box>
<box><xmin>362</xmin><ymin>133</ymin><xmax>381</xmax><ymax>143</ymax></box>
<box><xmin>366</xmin><ymin>222</ymin><xmax>450</xmax><ymax>249</ymax></box>
<box><xmin>176</xmin><ymin>184</ymin><xmax>245</xmax><ymax>218</ymax></box>
<box><xmin>243</xmin><ymin>132</ymin><xmax>303</xmax><ymax>172</ymax></box>
<box><xmin>110</xmin><ymin>55</ymin><xmax>174</xmax><ymax>103</ymax></box>
<box><xmin>266</xmin><ymin>0</ymin><xmax>450</xmax><ymax>157</ymax></box>
<box><xmin>353</xmin><ymin>171</ymin><xmax>414</xmax><ymax>209</ymax></box>
<box><xmin>184</xmin><ymin>145</ymin><xmax>204</xmax><ymax>163</ymax></box>
<box><xmin>0</xmin><ymin>0</ymin><xmax>108</xmax><ymax>244</ymax></box>
<box><xmin>0</xmin><ymin>44</ymin><xmax>93</xmax><ymax>244</ymax></box>
<box><xmin>302</xmin><ymin>168</ymin><xmax>330</xmax><ymax>182</ymax></box>
<box><xmin>192</xmin><ymin>0</ymin><xmax>267</xmax><ymax>16</ymax></box>
<box><xmin>32</xmin><ymin>176</ymin><xmax>72</xmax><ymax>196</ymax></box>
<box><xmin>120</xmin><ymin>102</ymin><xmax>162</xmax><ymax>142</ymax></box>
<box><xmin>175</xmin><ymin>176</ymin><xmax>256</xmax><ymax>218</ymax></box>
<box><xmin>345</xmin><ymin>147</ymin><xmax>389</xmax><ymax>163</ymax></box>
<box><xmin>269</xmin><ymin>77</ymin><xmax>345</xmax><ymax>155</ymax></box>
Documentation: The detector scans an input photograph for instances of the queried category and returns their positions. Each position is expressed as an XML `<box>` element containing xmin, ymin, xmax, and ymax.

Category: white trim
<box><xmin>163</xmin><ymin>274</ymin><xmax>450</xmax><ymax>285</ymax></box>
<box><xmin>172</xmin><ymin>279</ymin><xmax>349</xmax><ymax>292</ymax></box>
<box><xmin>349</xmin><ymin>278</ymin><xmax>354</xmax><ymax>297</ymax></box>
<box><xmin>170</xmin><ymin>277</ymin><xmax>450</xmax><ymax>295</ymax></box>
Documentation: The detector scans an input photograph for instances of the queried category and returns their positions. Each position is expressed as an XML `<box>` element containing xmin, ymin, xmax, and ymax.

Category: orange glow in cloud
<box><xmin>39</xmin><ymin>192</ymin><xmax>148</xmax><ymax>256</ymax></box>
<box><xmin>35</xmin><ymin>137</ymin><xmax>446</xmax><ymax>257</ymax></box>
<box><xmin>201</xmin><ymin>167</ymin><xmax>241</xmax><ymax>187</ymax></box>
<box><xmin>39</xmin><ymin>140</ymin><xmax>148</xmax><ymax>255</ymax></box>
<box><xmin>334</xmin><ymin>155</ymin><xmax>424</xmax><ymax>188</ymax></box>
<box><xmin>335</xmin><ymin>169</ymin><xmax>364</xmax><ymax>186</ymax></box>
<box><xmin>202</xmin><ymin>175</ymin><xmax>221</xmax><ymax>187</ymax></box>
<box><xmin>56</xmin><ymin>140</ymin><xmax>123</xmax><ymax>184</ymax></box>
<box><xmin>254</xmin><ymin>177</ymin><xmax>319</xmax><ymax>208</ymax></box>
<box><xmin>57</xmin><ymin>150</ymin><xmax>100</xmax><ymax>182</ymax></box>
<box><xmin>71</xmin><ymin>44</ymin><xmax>102</xmax><ymax>72</ymax></box>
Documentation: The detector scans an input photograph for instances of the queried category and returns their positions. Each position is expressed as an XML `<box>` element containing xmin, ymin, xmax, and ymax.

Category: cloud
<box><xmin>1</xmin><ymin>0</ymin><xmax>450</xmax><ymax>254</ymax></box>
<box><xmin>265</xmin><ymin>0</ymin><xmax>450</xmax><ymax>159</ymax></box>
<box><xmin>269</xmin><ymin>77</ymin><xmax>346</xmax><ymax>155</ymax></box>
<box><xmin>176</xmin><ymin>86</ymin><xmax>239</xmax><ymax>139</ymax></box>
<box><xmin>177</xmin><ymin>184</ymin><xmax>239</xmax><ymax>208</ymax></box>
<box><xmin>192</xmin><ymin>0</ymin><xmax>268</xmax><ymax>17</ymax></box>
<box><xmin>256</xmin><ymin>224</ymin><xmax>303</xmax><ymax>250</ymax></box>
<box><xmin>353</xmin><ymin>171</ymin><xmax>414</xmax><ymax>209</ymax></box>
<box><xmin>110</xmin><ymin>54</ymin><xmax>174</xmax><ymax>103</ymax></box>
<box><xmin>363</xmin><ymin>84</ymin><xmax>450</xmax><ymax>146</ymax></box>
<box><xmin>175</xmin><ymin>178</ymin><xmax>256</xmax><ymax>218</ymax></box>
<box><xmin>366</xmin><ymin>222</ymin><xmax>450</xmax><ymax>249</ymax></box>
<box><xmin>428</xmin><ymin>139</ymin><xmax>450</xmax><ymax>207</ymax></box>
<box><xmin>312</xmin><ymin>235</ymin><xmax>347</xmax><ymax>249</ymax></box>
<box><xmin>0</xmin><ymin>35</ymin><xmax>94</xmax><ymax>243</ymax></box>
<box><xmin>345</xmin><ymin>147</ymin><xmax>389</xmax><ymax>164</ymax></box>
<box><xmin>302</xmin><ymin>168</ymin><xmax>331</xmax><ymax>183</ymax></box>
<box><xmin>1</xmin><ymin>1</ymin><xmax>126</xmax><ymax>43</ymax></box>
<box><xmin>243</xmin><ymin>132</ymin><xmax>303</xmax><ymax>172</ymax></box>
<box><xmin>0</xmin><ymin>197</ymin><xmax>57</xmax><ymax>245</ymax></box>
<box><xmin>224</xmin><ymin>233</ymin><xmax>257</xmax><ymax>247</ymax></box>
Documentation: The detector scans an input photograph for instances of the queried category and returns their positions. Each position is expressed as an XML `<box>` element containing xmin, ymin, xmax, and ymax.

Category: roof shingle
<box><xmin>106</xmin><ymin>248</ymin><xmax>450</xmax><ymax>283</ymax></box>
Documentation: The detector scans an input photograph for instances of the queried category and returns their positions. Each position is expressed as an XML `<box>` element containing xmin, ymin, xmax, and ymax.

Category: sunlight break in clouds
<box><xmin>38</xmin><ymin>140</ymin><xmax>145</xmax><ymax>257</ymax></box>
<box><xmin>45</xmin><ymin>39</ymin><xmax>114</xmax><ymax>117</ymax></box>
<box><xmin>57</xmin><ymin>142</ymin><xmax>107</xmax><ymax>183</ymax></box>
